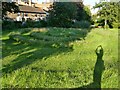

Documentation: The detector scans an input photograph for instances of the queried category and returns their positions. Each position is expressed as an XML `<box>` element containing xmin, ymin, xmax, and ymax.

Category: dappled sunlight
<box><xmin>32</xmin><ymin>28</ymin><xmax>48</xmax><ymax>33</ymax></box>
<box><xmin>2</xmin><ymin>27</ymin><xmax>91</xmax><ymax>74</ymax></box>
<box><xmin>2</xmin><ymin>55</ymin><xmax>19</xmax><ymax>66</ymax></box>
<box><xmin>19</xmin><ymin>48</ymin><xmax>37</xmax><ymax>56</ymax></box>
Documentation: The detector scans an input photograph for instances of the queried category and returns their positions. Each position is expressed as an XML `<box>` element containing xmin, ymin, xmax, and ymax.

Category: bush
<box><xmin>14</xmin><ymin>21</ymin><xmax>22</xmax><ymax>28</ymax></box>
<box><xmin>2</xmin><ymin>20</ymin><xmax>17</xmax><ymax>30</ymax></box>
<box><xmin>33</xmin><ymin>22</ymin><xmax>41</xmax><ymax>28</ymax></box>
<box><xmin>73</xmin><ymin>20</ymin><xmax>91</xmax><ymax>28</ymax></box>
<box><xmin>112</xmin><ymin>22</ymin><xmax>119</xmax><ymax>28</ymax></box>
<box><xmin>40</xmin><ymin>20</ymin><xmax>48</xmax><ymax>27</ymax></box>
<box><xmin>72</xmin><ymin>21</ymin><xmax>81</xmax><ymax>28</ymax></box>
<box><xmin>26</xmin><ymin>20</ymin><xmax>34</xmax><ymax>28</ymax></box>
<box><xmin>26</xmin><ymin>20</ymin><xmax>47</xmax><ymax>28</ymax></box>
<box><xmin>2</xmin><ymin>19</ymin><xmax>48</xmax><ymax>30</ymax></box>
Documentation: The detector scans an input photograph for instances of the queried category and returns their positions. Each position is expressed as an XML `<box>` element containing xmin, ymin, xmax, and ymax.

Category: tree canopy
<box><xmin>93</xmin><ymin>2</ymin><xmax>119</xmax><ymax>28</ymax></box>
<box><xmin>2</xmin><ymin>2</ymin><xmax>19</xmax><ymax>18</ymax></box>
<box><xmin>76</xmin><ymin>3</ymin><xmax>91</xmax><ymax>22</ymax></box>
<box><xmin>47</xmin><ymin>2</ymin><xmax>77</xmax><ymax>27</ymax></box>
<box><xmin>47</xmin><ymin>2</ymin><xmax>92</xmax><ymax>28</ymax></box>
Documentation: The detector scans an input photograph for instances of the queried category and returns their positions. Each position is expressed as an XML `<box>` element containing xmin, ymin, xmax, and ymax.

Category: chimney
<box><xmin>29</xmin><ymin>0</ymin><xmax>31</xmax><ymax>6</ymax></box>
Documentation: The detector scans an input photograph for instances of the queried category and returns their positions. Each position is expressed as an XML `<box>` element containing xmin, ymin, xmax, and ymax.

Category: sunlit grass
<box><xmin>1</xmin><ymin>28</ymin><xmax>118</xmax><ymax>88</ymax></box>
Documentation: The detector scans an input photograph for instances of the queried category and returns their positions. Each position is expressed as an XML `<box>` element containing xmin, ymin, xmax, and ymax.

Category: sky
<box><xmin>83</xmin><ymin>0</ymin><xmax>100</xmax><ymax>14</ymax></box>
<box><xmin>83</xmin><ymin>0</ymin><xmax>99</xmax><ymax>6</ymax></box>
<box><xmin>33</xmin><ymin>0</ymin><xmax>100</xmax><ymax>14</ymax></box>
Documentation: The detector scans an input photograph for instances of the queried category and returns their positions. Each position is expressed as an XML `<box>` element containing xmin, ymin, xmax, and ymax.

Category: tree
<box><xmin>75</xmin><ymin>2</ymin><xmax>84</xmax><ymax>21</ymax></box>
<box><xmin>47</xmin><ymin>2</ymin><xmax>77</xmax><ymax>28</ymax></box>
<box><xmin>2</xmin><ymin>2</ymin><xmax>19</xmax><ymax>19</ymax></box>
<box><xmin>76</xmin><ymin>2</ymin><xmax>91</xmax><ymax>22</ymax></box>
<box><xmin>93</xmin><ymin>2</ymin><xmax>119</xmax><ymax>28</ymax></box>
<box><xmin>47</xmin><ymin>1</ymin><xmax>92</xmax><ymax>28</ymax></box>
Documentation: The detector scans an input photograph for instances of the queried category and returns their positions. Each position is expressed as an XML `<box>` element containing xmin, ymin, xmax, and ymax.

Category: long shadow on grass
<box><xmin>71</xmin><ymin>45</ymin><xmax>105</xmax><ymax>90</ymax></box>
<box><xmin>2</xmin><ymin>28</ymin><xmax>91</xmax><ymax>74</ymax></box>
<box><xmin>2</xmin><ymin>39</ymin><xmax>30</xmax><ymax>58</ymax></box>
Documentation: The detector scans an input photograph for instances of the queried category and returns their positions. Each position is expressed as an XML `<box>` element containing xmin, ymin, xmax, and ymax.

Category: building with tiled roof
<box><xmin>6</xmin><ymin>0</ymin><xmax>52</xmax><ymax>21</ymax></box>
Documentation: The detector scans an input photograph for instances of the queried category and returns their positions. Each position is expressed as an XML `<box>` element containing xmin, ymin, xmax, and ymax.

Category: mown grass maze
<box><xmin>1</xmin><ymin>28</ymin><xmax>118</xmax><ymax>88</ymax></box>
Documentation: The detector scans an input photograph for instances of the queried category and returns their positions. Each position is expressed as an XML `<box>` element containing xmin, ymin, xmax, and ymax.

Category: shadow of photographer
<box><xmin>71</xmin><ymin>45</ymin><xmax>105</xmax><ymax>90</ymax></box>
<box><xmin>93</xmin><ymin>45</ymin><xmax>105</xmax><ymax>88</ymax></box>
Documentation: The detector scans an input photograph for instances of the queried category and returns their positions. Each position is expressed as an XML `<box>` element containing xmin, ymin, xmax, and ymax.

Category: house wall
<box><xmin>5</xmin><ymin>0</ymin><xmax>51</xmax><ymax>21</ymax></box>
<box><xmin>7</xmin><ymin>12</ymin><xmax>46</xmax><ymax>21</ymax></box>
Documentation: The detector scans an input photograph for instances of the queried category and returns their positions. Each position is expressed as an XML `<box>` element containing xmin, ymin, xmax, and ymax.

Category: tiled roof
<box><xmin>18</xmin><ymin>5</ymin><xmax>46</xmax><ymax>14</ymax></box>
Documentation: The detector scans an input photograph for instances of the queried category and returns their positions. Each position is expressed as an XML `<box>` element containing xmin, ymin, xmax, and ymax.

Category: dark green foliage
<box><xmin>83</xmin><ymin>6</ymin><xmax>92</xmax><ymax>22</ymax></box>
<box><xmin>47</xmin><ymin>2</ymin><xmax>77</xmax><ymax>28</ymax></box>
<box><xmin>47</xmin><ymin>2</ymin><xmax>92</xmax><ymax>28</ymax></box>
<box><xmin>73</xmin><ymin>20</ymin><xmax>91</xmax><ymax>28</ymax></box>
<box><xmin>26</xmin><ymin>20</ymin><xmax>36</xmax><ymax>28</ymax></box>
<box><xmin>2</xmin><ymin>21</ymin><xmax>14</xmax><ymax>30</ymax></box>
<box><xmin>2</xmin><ymin>20</ymin><xmax>22</xmax><ymax>30</ymax></box>
<box><xmin>72</xmin><ymin>21</ymin><xmax>81</xmax><ymax>28</ymax></box>
<box><xmin>2</xmin><ymin>2</ymin><xmax>19</xmax><ymax>18</ymax></box>
<box><xmin>26</xmin><ymin>20</ymin><xmax>47</xmax><ymax>28</ymax></box>
<box><xmin>14</xmin><ymin>21</ymin><xmax>23</xmax><ymax>28</ymax></box>
<box><xmin>2</xmin><ymin>20</ymin><xmax>48</xmax><ymax>30</ymax></box>
<box><xmin>40</xmin><ymin>20</ymin><xmax>48</xmax><ymax>27</ymax></box>
<box><xmin>76</xmin><ymin>4</ymin><xmax>91</xmax><ymax>22</ymax></box>
<box><xmin>75</xmin><ymin>2</ymin><xmax>84</xmax><ymax>21</ymax></box>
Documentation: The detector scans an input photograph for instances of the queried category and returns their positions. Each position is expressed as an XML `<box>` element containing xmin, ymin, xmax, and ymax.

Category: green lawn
<box><xmin>1</xmin><ymin>28</ymin><xmax>118</xmax><ymax>88</ymax></box>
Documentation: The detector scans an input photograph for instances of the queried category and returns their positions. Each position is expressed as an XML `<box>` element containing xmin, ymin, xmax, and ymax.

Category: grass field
<box><xmin>1</xmin><ymin>27</ymin><xmax>118</xmax><ymax>88</ymax></box>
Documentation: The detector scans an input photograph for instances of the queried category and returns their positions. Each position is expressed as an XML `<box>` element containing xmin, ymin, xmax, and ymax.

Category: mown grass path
<box><xmin>1</xmin><ymin>28</ymin><xmax>118</xmax><ymax>88</ymax></box>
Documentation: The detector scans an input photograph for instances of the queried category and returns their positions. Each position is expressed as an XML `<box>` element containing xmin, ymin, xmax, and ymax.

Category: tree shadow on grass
<box><xmin>2</xmin><ymin>28</ymin><xmax>91</xmax><ymax>74</ymax></box>
<box><xmin>2</xmin><ymin>45</ymin><xmax>73</xmax><ymax>74</ymax></box>
<box><xmin>2</xmin><ymin>39</ymin><xmax>30</xmax><ymax>58</ymax></box>
<box><xmin>71</xmin><ymin>45</ymin><xmax>105</xmax><ymax>90</ymax></box>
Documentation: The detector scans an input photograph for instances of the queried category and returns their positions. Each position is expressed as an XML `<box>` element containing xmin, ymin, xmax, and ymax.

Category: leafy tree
<box><xmin>93</xmin><ymin>2</ymin><xmax>119</xmax><ymax>28</ymax></box>
<box><xmin>47</xmin><ymin>2</ymin><xmax>77</xmax><ymax>28</ymax></box>
<box><xmin>75</xmin><ymin>2</ymin><xmax>84</xmax><ymax>21</ymax></box>
<box><xmin>76</xmin><ymin>2</ymin><xmax>91</xmax><ymax>22</ymax></box>
<box><xmin>91</xmin><ymin>14</ymin><xmax>98</xmax><ymax>25</ymax></box>
<box><xmin>2</xmin><ymin>2</ymin><xmax>19</xmax><ymax>19</ymax></box>
<box><xmin>83</xmin><ymin>6</ymin><xmax>92</xmax><ymax>22</ymax></box>
<box><xmin>47</xmin><ymin>2</ymin><xmax>92</xmax><ymax>28</ymax></box>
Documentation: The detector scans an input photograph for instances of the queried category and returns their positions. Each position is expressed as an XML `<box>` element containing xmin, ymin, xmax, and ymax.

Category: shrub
<box><xmin>14</xmin><ymin>21</ymin><xmax>22</xmax><ymax>28</ymax></box>
<box><xmin>40</xmin><ymin>20</ymin><xmax>48</xmax><ymax>27</ymax></box>
<box><xmin>72</xmin><ymin>21</ymin><xmax>80</xmax><ymax>28</ymax></box>
<box><xmin>112</xmin><ymin>22</ymin><xmax>119</xmax><ymax>28</ymax></box>
<box><xmin>33</xmin><ymin>22</ymin><xmax>42</xmax><ymax>28</ymax></box>
<box><xmin>73</xmin><ymin>20</ymin><xmax>91</xmax><ymax>28</ymax></box>
<box><xmin>26</xmin><ymin>20</ymin><xmax>34</xmax><ymax>28</ymax></box>
<box><xmin>2</xmin><ymin>20</ymin><xmax>16</xmax><ymax>30</ymax></box>
<box><xmin>26</xmin><ymin>20</ymin><xmax>47</xmax><ymax>28</ymax></box>
<box><xmin>20</xmin><ymin>28</ymin><xmax>31</xmax><ymax>34</ymax></box>
<box><xmin>2</xmin><ymin>20</ymin><xmax>24</xmax><ymax>30</ymax></box>
<box><xmin>2</xmin><ymin>20</ymin><xmax>47</xmax><ymax>30</ymax></box>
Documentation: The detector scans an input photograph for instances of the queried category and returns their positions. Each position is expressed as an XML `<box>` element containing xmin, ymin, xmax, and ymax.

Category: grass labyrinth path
<box><xmin>1</xmin><ymin>28</ymin><xmax>118</xmax><ymax>88</ymax></box>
